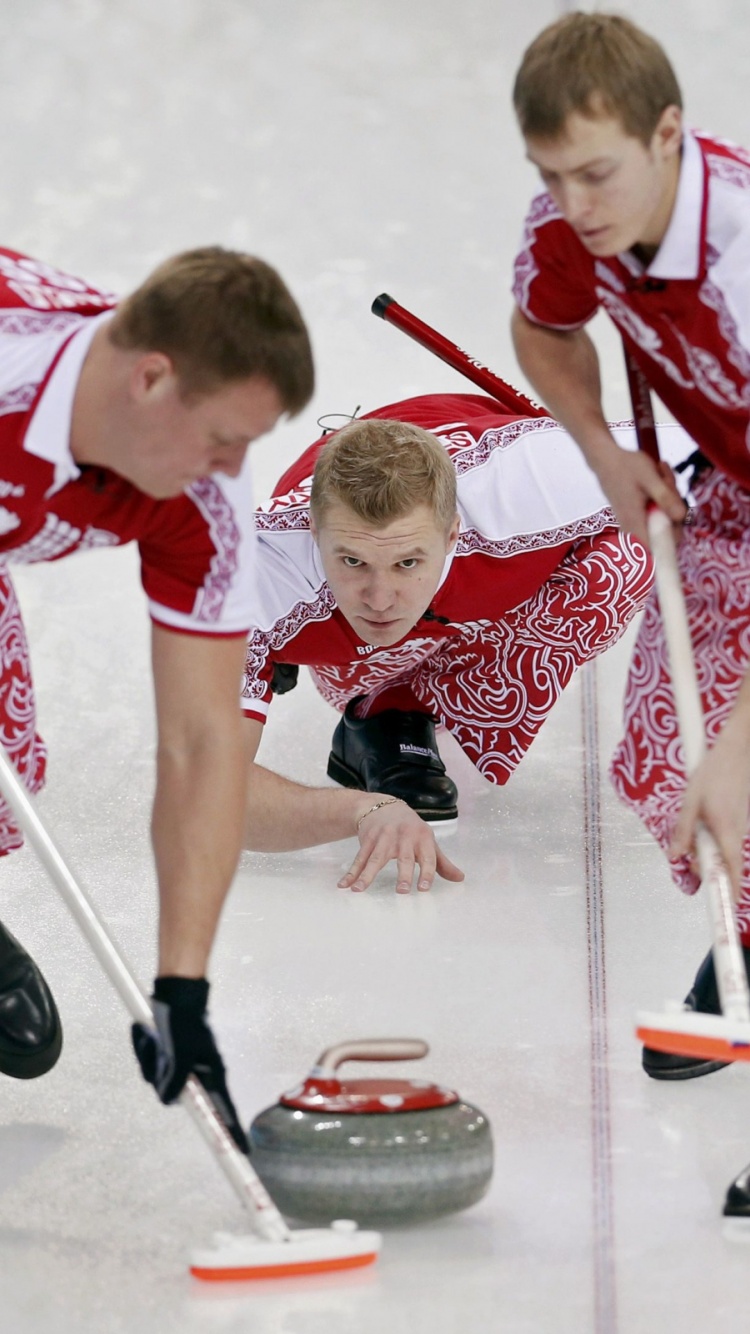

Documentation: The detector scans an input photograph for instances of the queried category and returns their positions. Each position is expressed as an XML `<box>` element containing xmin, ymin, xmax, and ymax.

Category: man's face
<box><xmin>124</xmin><ymin>363</ymin><xmax>284</xmax><ymax>498</ymax></box>
<box><xmin>313</xmin><ymin>500</ymin><xmax>460</xmax><ymax>647</ymax></box>
<box><xmin>524</xmin><ymin>103</ymin><xmax>682</xmax><ymax>257</ymax></box>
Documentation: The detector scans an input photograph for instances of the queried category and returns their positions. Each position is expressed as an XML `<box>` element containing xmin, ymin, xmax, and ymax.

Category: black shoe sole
<box><xmin>0</xmin><ymin>1013</ymin><xmax>63</xmax><ymax>1079</ymax></box>
<box><xmin>642</xmin><ymin>1048</ymin><xmax>729</xmax><ymax>1081</ymax></box>
<box><xmin>641</xmin><ymin>943</ymin><xmax>750</xmax><ymax>1081</ymax></box>
<box><xmin>327</xmin><ymin>752</ymin><xmax>459</xmax><ymax>824</ymax></box>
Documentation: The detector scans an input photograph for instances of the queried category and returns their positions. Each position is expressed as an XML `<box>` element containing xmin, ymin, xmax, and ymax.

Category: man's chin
<box><xmin>578</xmin><ymin>228</ymin><xmax>625</xmax><ymax>257</ymax></box>
<box><xmin>358</xmin><ymin>619</ymin><xmax>408</xmax><ymax>647</ymax></box>
<box><xmin>138</xmin><ymin>478</ymin><xmax>186</xmax><ymax>500</ymax></box>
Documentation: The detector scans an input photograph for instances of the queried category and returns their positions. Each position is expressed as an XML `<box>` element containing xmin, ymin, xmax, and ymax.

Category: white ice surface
<box><xmin>2</xmin><ymin>2</ymin><xmax>750</xmax><ymax>1332</ymax></box>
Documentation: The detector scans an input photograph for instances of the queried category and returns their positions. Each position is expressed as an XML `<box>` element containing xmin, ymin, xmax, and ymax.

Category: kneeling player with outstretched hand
<box><xmin>238</xmin><ymin>390</ymin><xmax>694</xmax><ymax>889</ymax></box>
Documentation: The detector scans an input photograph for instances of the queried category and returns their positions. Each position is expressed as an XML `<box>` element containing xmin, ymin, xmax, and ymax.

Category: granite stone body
<box><xmin>248</xmin><ymin>1099</ymin><xmax>494</xmax><ymax>1225</ymax></box>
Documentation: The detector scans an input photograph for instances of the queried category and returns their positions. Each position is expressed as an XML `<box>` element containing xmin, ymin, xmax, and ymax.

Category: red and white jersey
<box><xmin>513</xmin><ymin>129</ymin><xmax>750</xmax><ymax>488</ymax></box>
<box><xmin>241</xmin><ymin>392</ymin><xmax>695</xmax><ymax>721</ymax></box>
<box><xmin>0</xmin><ymin>248</ymin><xmax>258</xmax><ymax>636</ymax></box>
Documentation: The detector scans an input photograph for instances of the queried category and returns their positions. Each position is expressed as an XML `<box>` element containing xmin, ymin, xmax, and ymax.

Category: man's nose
<box><xmin>213</xmin><ymin>442</ymin><xmax>250</xmax><ymax>478</ymax></box>
<box><xmin>559</xmin><ymin>179</ymin><xmax>593</xmax><ymax>227</ymax></box>
<box><xmin>363</xmin><ymin>574</ymin><xmax>395</xmax><ymax>611</ymax></box>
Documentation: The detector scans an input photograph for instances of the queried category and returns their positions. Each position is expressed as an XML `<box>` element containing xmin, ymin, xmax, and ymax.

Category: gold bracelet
<box><xmin>356</xmin><ymin>797</ymin><xmax>401</xmax><ymax>833</ymax></box>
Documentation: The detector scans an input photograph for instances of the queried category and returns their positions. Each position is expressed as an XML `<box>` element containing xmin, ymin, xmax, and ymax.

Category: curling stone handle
<box><xmin>311</xmin><ymin>1038</ymin><xmax>429</xmax><ymax>1077</ymax></box>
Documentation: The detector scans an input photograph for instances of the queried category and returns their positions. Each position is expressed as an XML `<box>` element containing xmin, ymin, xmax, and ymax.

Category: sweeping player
<box><xmin>0</xmin><ymin>246</ymin><xmax>313</xmax><ymax>1144</ymax></box>
<box><xmin>237</xmin><ymin>389</ymin><xmax>693</xmax><ymax>894</ymax></box>
<box><xmin>511</xmin><ymin>11</ymin><xmax>750</xmax><ymax>1077</ymax></box>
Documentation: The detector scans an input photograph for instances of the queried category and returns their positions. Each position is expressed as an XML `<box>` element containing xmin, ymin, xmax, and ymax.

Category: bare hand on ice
<box><xmin>338</xmin><ymin>799</ymin><xmax>464</xmax><ymax>893</ymax></box>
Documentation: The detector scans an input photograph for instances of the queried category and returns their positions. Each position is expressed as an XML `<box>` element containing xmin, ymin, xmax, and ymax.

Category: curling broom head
<box><xmin>190</xmin><ymin>1221</ymin><xmax>381</xmax><ymax>1281</ymax></box>
<box><xmin>636</xmin><ymin>1006</ymin><xmax>750</xmax><ymax>1064</ymax></box>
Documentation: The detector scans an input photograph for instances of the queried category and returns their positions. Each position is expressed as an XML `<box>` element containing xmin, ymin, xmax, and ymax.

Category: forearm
<box><xmin>713</xmin><ymin>670</ymin><xmax>750</xmax><ymax>776</ymax></box>
<box><xmin>511</xmin><ymin>307</ymin><xmax>685</xmax><ymax>542</ymax></box>
<box><xmin>150</xmin><ymin>626</ymin><xmax>253</xmax><ymax>980</ymax></box>
<box><xmin>243</xmin><ymin>724</ymin><xmax>464</xmax><ymax>893</ymax></box>
<box><xmin>511</xmin><ymin>308</ymin><xmax>619</xmax><ymax>470</ymax></box>
<box><xmin>245</xmin><ymin>761</ymin><xmax>378</xmax><ymax>851</ymax></box>
<box><xmin>153</xmin><ymin>719</ymin><xmax>251</xmax><ymax>977</ymax></box>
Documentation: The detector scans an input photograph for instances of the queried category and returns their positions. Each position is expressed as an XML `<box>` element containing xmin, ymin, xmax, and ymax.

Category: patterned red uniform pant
<box><xmin>610</xmin><ymin>469</ymin><xmax>750</xmax><ymax>943</ymax></box>
<box><xmin>0</xmin><ymin>571</ymin><xmax>47</xmax><ymax>854</ymax></box>
<box><xmin>313</xmin><ymin>530</ymin><xmax>653</xmax><ymax>786</ymax></box>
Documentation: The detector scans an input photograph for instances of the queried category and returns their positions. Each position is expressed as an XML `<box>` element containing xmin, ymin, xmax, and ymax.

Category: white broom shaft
<box><xmin>0</xmin><ymin>746</ymin><xmax>290</xmax><ymax>1242</ymax></box>
<box><xmin>179</xmin><ymin>1079</ymin><xmax>289</xmax><ymax>1240</ymax></box>
<box><xmin>0</xmin><ymin>747</ymin><xmax>152</xmax><ymax>1023</ymax></box>
<box><xmin>647</xmin><ymin>507</ymin><xmax>750</xmax><ymax>1019</ymax></box>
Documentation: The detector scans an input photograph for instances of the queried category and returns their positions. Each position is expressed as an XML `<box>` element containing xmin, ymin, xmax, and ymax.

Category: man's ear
<box><xmin>129</xmin><ymin>351</ymin><xmax>175</xmax><ymax>404</ymax></box>
<box><xmin>446</xmin><ymin>513</ymin><xmax>460</xmax><ymax>552</ymax></box>
<box><xmin>654</xmin><ymin>104</ymin><xmax>683</xmax><ymax>160</ymax></box>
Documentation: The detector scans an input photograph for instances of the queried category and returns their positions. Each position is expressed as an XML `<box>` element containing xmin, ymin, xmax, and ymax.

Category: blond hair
<box><xmin>310</xmin><ymin>418</ymin><xmax>457</xmax><ymax>535</ymax></box>
<box><xmin>513</xmin><ymin>12</ymin><xmax>682</xmax><ymax>145</ymax></box>
<box><xmin>109</xmin><ymin>246</ymin><xmax>313</xmax><ymax>410</ymax></box>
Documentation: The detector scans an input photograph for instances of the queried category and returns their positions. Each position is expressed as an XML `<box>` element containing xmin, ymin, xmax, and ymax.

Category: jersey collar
<box><xmin>435</xmin><ymin>544</ymin><xmax>456</xmax><ymax>592</ymax></box>
<box><xmin>24</xmin><ymin>311</ymin><xmax>114</xmax><ymax>497</ymax></box>
<box><xmin>642</xmin><ymin>128</ymin><xmax>706</xmax><ymax>281</ymax></box>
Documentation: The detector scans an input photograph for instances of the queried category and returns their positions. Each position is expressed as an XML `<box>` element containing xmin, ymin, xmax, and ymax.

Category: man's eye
<box><xmin>213</xmin><ymin>434</ymin><xmax>247</xmax><ymax>449</ymax></box>
<box><xmin>399</xmin><ymin>559</ymin><xmax>418</xmax><ymax>570</ymax></box>
<box><xmin>342</xmin><ymin>556</ymin><xmax>362</xmax><ymax>568</ymax></box>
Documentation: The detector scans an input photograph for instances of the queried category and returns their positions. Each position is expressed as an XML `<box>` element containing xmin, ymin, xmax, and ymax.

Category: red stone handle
<box><xmin>311</xmin><ymin>1038</ymin><xmax>428</xmax><ymax>1078</ymax></box>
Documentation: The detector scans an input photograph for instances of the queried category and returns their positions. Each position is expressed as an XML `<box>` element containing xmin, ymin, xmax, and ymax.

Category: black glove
<box><xmin>131</xmin><ymin>976</ymin><xmax>249</xmax><ymax>1153</ymax></box>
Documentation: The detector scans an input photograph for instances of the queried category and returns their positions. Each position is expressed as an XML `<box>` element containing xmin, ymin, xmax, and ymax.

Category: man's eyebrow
<box><xmin>331</xmin><ymin>542</ymin><xmax>429</xmax><ymax>557</ymax></box>
<box><xmin>331</xmin><ymin>542</ymin><xmax>367</xmax><ymax>556</ymax></box>
<box><xmin>526</xmin><ymin>150</ymin><xmax>613</xmax><ymax>170</ymax></box>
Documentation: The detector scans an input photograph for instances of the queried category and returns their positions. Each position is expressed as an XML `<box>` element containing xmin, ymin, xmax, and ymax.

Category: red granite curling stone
<box><xmin>248</xmin><ymin>1038</ymin><xmax>493</xmax><ymax>1225</ymax></box>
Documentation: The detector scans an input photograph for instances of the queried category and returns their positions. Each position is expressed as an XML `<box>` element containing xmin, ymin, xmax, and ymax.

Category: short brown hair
<box><xmin>513</xmin><ymin>12</ymin><xmax>682</xmax><ymax>145</ymax></box>
<box><xmin>109</xmin><ymin>246</ymin><xmax>314</xmax><ymax>412</ymax></box>
<box><xmin>310</xmin><ymin>418</ymin><xmax>458</xmax><ymax>535</ymax></box>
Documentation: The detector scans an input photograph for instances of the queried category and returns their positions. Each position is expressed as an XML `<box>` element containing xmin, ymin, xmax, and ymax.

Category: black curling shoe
<box><xmin>327</xmin><ymin>698</ymin><xmax>458</xmax><ymax>824</ymax></box>
<box><xmin>642</xmin><ymin>946</ymin><xmax>750</xmax><ymax>1081</ymax></box>
<box><xmin>0</xmin><ymin>921</ymin><xmax>62</xmax><ymax>1079</ymax></box>
<box><xmin>724</xmin><ymin>1161</ymin><xmax>750</xmax><ymax>1217</ymax></box>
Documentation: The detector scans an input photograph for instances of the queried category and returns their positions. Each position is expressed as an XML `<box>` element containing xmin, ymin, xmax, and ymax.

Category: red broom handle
<box><xmin>623</xmin><ymin>346</ymin><xmax>661</xmax><ymax>462</ymax></box>
<box><xmin>371</xmin><ymin>293</ymin><xmax>548</xmax><ymax>418</ymax></box>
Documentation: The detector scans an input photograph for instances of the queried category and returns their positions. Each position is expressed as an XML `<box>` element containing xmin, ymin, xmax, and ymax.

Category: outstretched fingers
<box><xmin>435</xmin><ymin>842</ymin><xmax>465</xmax><ymax>887</ymax></box>
<box><xmin>338</xmin><ymin>827</ymin><xmax>421</xmax><ymax>893</ymax></box>
<box><xmin>337</xmin><ymin>801</ymin><xmax>465</xmax><ymax>893</ymax></box>
<box><xmin>395</xmin><ymin>846</ymin><xmax>418</xmax><ymax>894</ymax></box>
